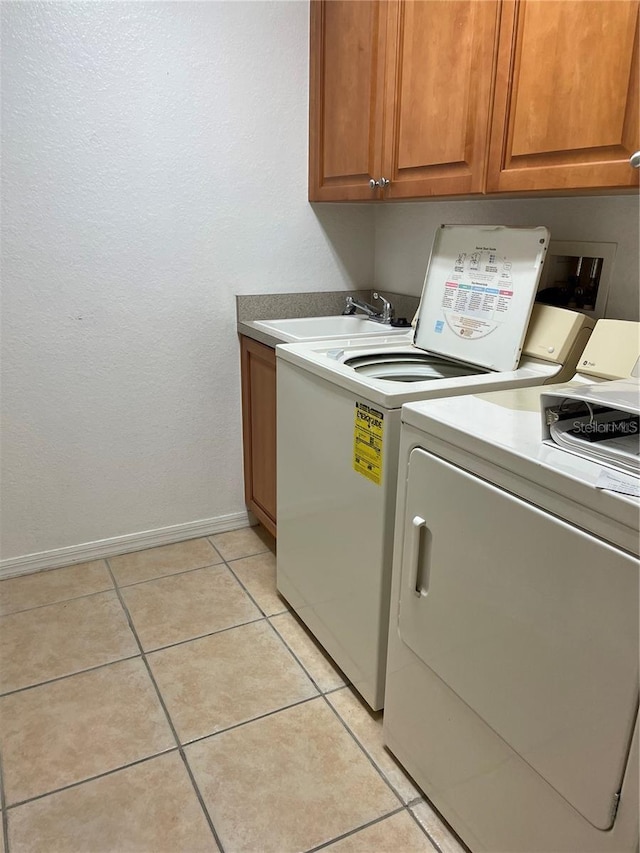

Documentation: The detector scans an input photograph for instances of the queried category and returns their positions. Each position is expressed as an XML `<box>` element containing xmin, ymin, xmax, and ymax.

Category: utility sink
<box><xmin>251</xmin><ymin>315</ymin><xmax>409</xmax><ymax>343</ymax></box>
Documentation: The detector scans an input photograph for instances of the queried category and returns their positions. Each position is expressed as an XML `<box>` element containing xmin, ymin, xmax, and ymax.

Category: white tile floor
<box><xmin>0</xmin><ymin>526</ymin><xmax>468</xmax><ymax>853</ymax></box>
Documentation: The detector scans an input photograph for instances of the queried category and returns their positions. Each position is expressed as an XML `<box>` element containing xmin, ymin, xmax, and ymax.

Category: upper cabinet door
<box><xmin>308</xmin><ymin>0</ymin><xmax>387</xmax><ymax>201</ymax></box>
<box><xmin>487</xmin><ymin>0</ymin><xmax>640</xmax><ymax>193</ymax></box>
<box><xmin>382</xmin><ymin>0</ymin><xmax>500</xmax><ymax>198</ymax></box>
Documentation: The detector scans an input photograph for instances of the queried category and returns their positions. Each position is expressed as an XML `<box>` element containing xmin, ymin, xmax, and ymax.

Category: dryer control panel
<box><xmin>522</xmin><ymin>304</ymin><xmax>595</xmax><ymax>365</ymax></box>
<box><xmin>578</xmin><ymin>320</ymin><xmax>640</xmax><ymax>380</ymax></box>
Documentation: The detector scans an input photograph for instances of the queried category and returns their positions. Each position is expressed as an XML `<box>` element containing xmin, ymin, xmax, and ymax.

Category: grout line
<box><xmin>223</xmin><ymin>558</ymin><xmax>283</xmax><ymax>619</ymax></box>
<box><xmin>5</xmin><ymin>749</ymin><xmax>180</xmax><ymax>811</ymax></box>
<box><xmin>0</xmin><ymin>654</ymin><xmax>142</xmax><ymax>699</ymax></box>
<box><xmin>113</xmin><ymin>559</ymin><xmax>227</xmax><ymax>590</ymax></box>
<box><xmin>322</xmin><ymin>684</ymin><xmax>348</xmax><ymax>697</ymax></box>
<box><xmin>0</xmin><ymin>752</ymin><xmax>10</xmax><ymax>853</ymax></box>
<box><xmin>0</xmin><ymin>610</ymin><xmax>272</xmax><ymax>699</ymax></box>
<box><xmin>264</xmin><ymin>614</ymin><xmax>421</xmax><ymax>815</ymax></box>
<box><xmin>321</xmin><ymin>692</ymin><xmax>406</xmax><ymax>808</ymax></box>
<box><xmin>0</xmin><ymin>584</ymin><xmax>116</xmax><ymax>619</ymax></box>
<box><xmin>407</xmin><ymin>797</ymin><xmax>471</xmax><ymax>853</ymax></box>
<box><xmin>105</xmin><ymin>559</ymin><xmax>227</xmax><ymax>853</ymax></box>
<box><xmin>204</xmin><ymin>539</ymin><xmax>224</xmax><ymax>562</ymax></box>
<box><xmin>0</xmin><ymin>579</ymin><xmax>279</xmax><ymax>701</ymax></box>
<box><xmin>180</xmin><ymin>694</ymin><xmax>321</xmax><ymax>749</ymax></box>
<box><xmin>406</xmin><ymin>806</ymin><xmax>445</xmax><ymax>853</ymax></box>
<box><xmin>304</xmin><ymin>805</ymin><xmax>407</xmax><ymax>853</ymax></box>
<box><xmin>220</xmin><ymin>547</ymin><xmax>271</xmax><ymax>564</ymax></box>
<box><xmin>155</xmin><ymin>572</ymin><xmax>416</xmax><ymax>846</ymax></box>
<box><xmin>263</xmin><ymin>621</ymin><xmax>322</xmax><ymax>696</ymax></box>
<box><xmin>0</xmin><ymin>535</ymin><xmax>269</xmax><ymax>608</ymax></box>
<box><xmin>144</xmin><ymin>615</ymin><xmax>267</xmax><ymax>656</ymax></box>
<box><xmin>264</xmin><ymin>616</ymin><xmax>345</xmax><ymax>698</ymax></box>
<box><xmin>205</xmin><ymin>534</ymin><xmax>271</xmax><ymax>561</ymax></box>
<box><xmin>274</xmin><ymin>620</ymin><xmax>351</xmax><ymax>692</ymax></box>
<box><xmin>2</xmin><ymin>536</ymin><xmax>456</xmax><ymax>852</ymax></box>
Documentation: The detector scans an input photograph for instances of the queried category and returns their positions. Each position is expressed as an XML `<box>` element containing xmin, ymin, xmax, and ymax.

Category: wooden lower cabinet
<box><xmin>240</xmin><ymin>336</ymin><xmax>277</xmax><ymax>538</ymax></box>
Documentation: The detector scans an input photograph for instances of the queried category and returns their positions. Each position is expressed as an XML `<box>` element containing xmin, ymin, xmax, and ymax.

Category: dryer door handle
<box><xmin>409</xmin><ymin>515</ymin><xmax>431</xmax><ymax>597</ymax></box>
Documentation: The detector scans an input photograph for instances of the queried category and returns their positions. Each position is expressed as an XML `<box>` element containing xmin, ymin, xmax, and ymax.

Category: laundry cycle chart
<box><xmin>416</xmin><ymin>225</ymin><xmax>548</xmax><ymax>373</ymax></box>
<box><xmin>439</xmin><ymin>248</ymin><xmax>514</xmax><ymax>339</ymax></box>
<box><xmin>353</xmin><ymin>402</ymin><xmax>384</xmax><ymax>485</ymax></box>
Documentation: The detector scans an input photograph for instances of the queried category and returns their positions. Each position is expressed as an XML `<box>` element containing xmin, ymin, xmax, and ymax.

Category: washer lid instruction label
<box><xmin>414</xmin><ymin>225</ymin><xmax>548</xmax><ymax>372</ymax></box>
<box><xmin>440</xmin><ymin>247</ymin><xmax>514</xmax><ymax>340</ymax></box>
<box><xmin>354</xmin><ymin>401</ymin><xmax>384</xmax><ymax>485</ymax></box>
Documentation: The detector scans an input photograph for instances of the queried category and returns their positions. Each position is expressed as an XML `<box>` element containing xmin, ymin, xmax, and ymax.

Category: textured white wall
<box><xmin>1</xmin><ymin>1</ymin><xmax>374</xmax><ymax>560</ymax></box>
<box><xmin>4</xmin><ymin>1</ymin><xmax>638</xmax><ymax>564</ymax></box>
<box><xmin>373</xmin><ymin>196</ymin><xmax>639</xmax><ymax>320</ymax></box>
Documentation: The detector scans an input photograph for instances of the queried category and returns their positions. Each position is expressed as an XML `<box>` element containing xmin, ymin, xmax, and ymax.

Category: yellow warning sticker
<box><xmin>353</xmin><ymin>401</ymin><xmax>384</xmax><ymax>485</ymax></box>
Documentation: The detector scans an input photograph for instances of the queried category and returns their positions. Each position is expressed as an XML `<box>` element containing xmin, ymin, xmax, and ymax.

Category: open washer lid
<box><xmin>414</xmin><ymin>225</ymin><xmax>549</xmax><ymax>372</ymax></box>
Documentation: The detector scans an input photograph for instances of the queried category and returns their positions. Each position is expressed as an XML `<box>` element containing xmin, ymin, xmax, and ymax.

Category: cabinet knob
<box><xmin>369</xmin><ymin>177</ymin><xmax>391</xmax><ymax>189</ymax></box>
<box><xmin>630</xmin><ymin>151</ymin><xmax>640</xmax><ymax>168</ymax></box>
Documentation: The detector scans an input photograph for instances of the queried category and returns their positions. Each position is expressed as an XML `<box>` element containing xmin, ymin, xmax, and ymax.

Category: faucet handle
<box><xmin>342</xmin><ymin>296</ymin><xmax>356</xmax><ymax>316</ymax></box>
<box><xmin>372</xmin><ymin>292</ymin><xmax>394</xmax><ymax>323</ymax></box>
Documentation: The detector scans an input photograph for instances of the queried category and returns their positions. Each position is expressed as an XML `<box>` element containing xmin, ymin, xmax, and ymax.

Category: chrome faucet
<box><xmin>342</xmin><ymin>292</ymin><xmax>394</xmax><ymax>324</ymax></box>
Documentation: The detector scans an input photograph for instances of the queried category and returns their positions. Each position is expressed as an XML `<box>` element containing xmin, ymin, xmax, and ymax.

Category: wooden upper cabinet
<box><xmin>309</xmin><ymin>0</ymin><xmax>387</xmax><ymax>200</ymax></box>
<box><xmin>487</xmin><ymin>0</ymin><xmax>640</xmax><ymax>193</ymax></box>
<box><xmin>309</xmin><ymin>0</ymin><xmax>499</xmax><ymax>201</ymax></box>
<box><xmin>310</xmin><ymin>0</ymin><xmax>640</xmax><ymax>200</ymax></box>
<box><xmin>382</xmin><ymin>0</ymin><xmax>499</xmax><ymax>198</ymax></box>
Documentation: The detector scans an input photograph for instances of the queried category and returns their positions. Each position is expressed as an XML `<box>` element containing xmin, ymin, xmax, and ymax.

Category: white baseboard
<box><xmin>0</xmin><ymin>511</ymin><xmax>254</xmax><ymax>580</ymax></box>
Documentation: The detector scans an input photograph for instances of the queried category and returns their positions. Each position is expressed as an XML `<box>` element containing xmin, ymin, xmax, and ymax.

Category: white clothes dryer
<box><xmin>383</xmin><ymin>320</ymin><xmax>639</xmax><ymax>853</ymax></box>
<box><xmin>276</xmin><ymin>225</ymin><xmax>593</xmax><ymax>710</ymax></box>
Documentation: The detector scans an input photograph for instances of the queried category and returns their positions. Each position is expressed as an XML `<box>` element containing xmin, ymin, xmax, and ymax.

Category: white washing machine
<box><xmin>383</xmin><ymin>319</ymin><xmax>639</xmax><ymax>853</ymax></box>
<box><xmin>276</xmin><ymin>225</ymin><xmax>594</xmax><ymax>710</ymax></box>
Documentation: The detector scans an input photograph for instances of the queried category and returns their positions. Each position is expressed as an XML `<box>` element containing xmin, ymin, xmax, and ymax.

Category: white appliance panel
<box><xmin>277</xmin><ymin>305</ymin><xmax>594</xmax><ymax>410</ymax></box>
<box><xmin>577</xmin><ymin>320</ymin><xmax>640</xmax><ymax>380</ymax></box>
<box><xmin>276</xmin><ymin>309</ymin><xmax>599</xmax><ymax>711</ymax></box>
<box><xmin>276</xmin><ymin>360</ymin><xmax>401</xmax><ymax>709</ymax></box>
<box><xmin>396</xmin><ymin>446</ymin><xmax>638</xmax><ymax>832</ymax></box>
<box><xmin>384</xmin><ymin>634</ymin><xmax>639</xmax><ymax>853</ymax></box>
<box><xmin>400</xmin><ymin>387</ymin><xmax>640</xmax><ymax>554</ymax></box>
<box><xmin>415</xmin><ymin>225</ymin><xmax>549</xmax><ymax>371</ymax></box>
<box><xmin>276</xmin><ymin>356</ymin><xmax>559</xmax><ymax>710</ymax></box>
<box><xmin>521</xmin><ymin>303</ymin><xmax>593</xmax><ymax>365</ymax></box>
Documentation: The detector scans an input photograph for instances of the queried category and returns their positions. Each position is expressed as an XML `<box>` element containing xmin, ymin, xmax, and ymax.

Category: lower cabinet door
<box><xmin>240</xmin><ymin>336</ymin><xmax>276</xmax><ymax>537</ymax></box>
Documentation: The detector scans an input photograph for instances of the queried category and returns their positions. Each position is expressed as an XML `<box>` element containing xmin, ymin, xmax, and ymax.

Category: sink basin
<box><xmin>251</xmin><ymin>316</ymin><xmax>409</xmax><ymax>343</ymax></box>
